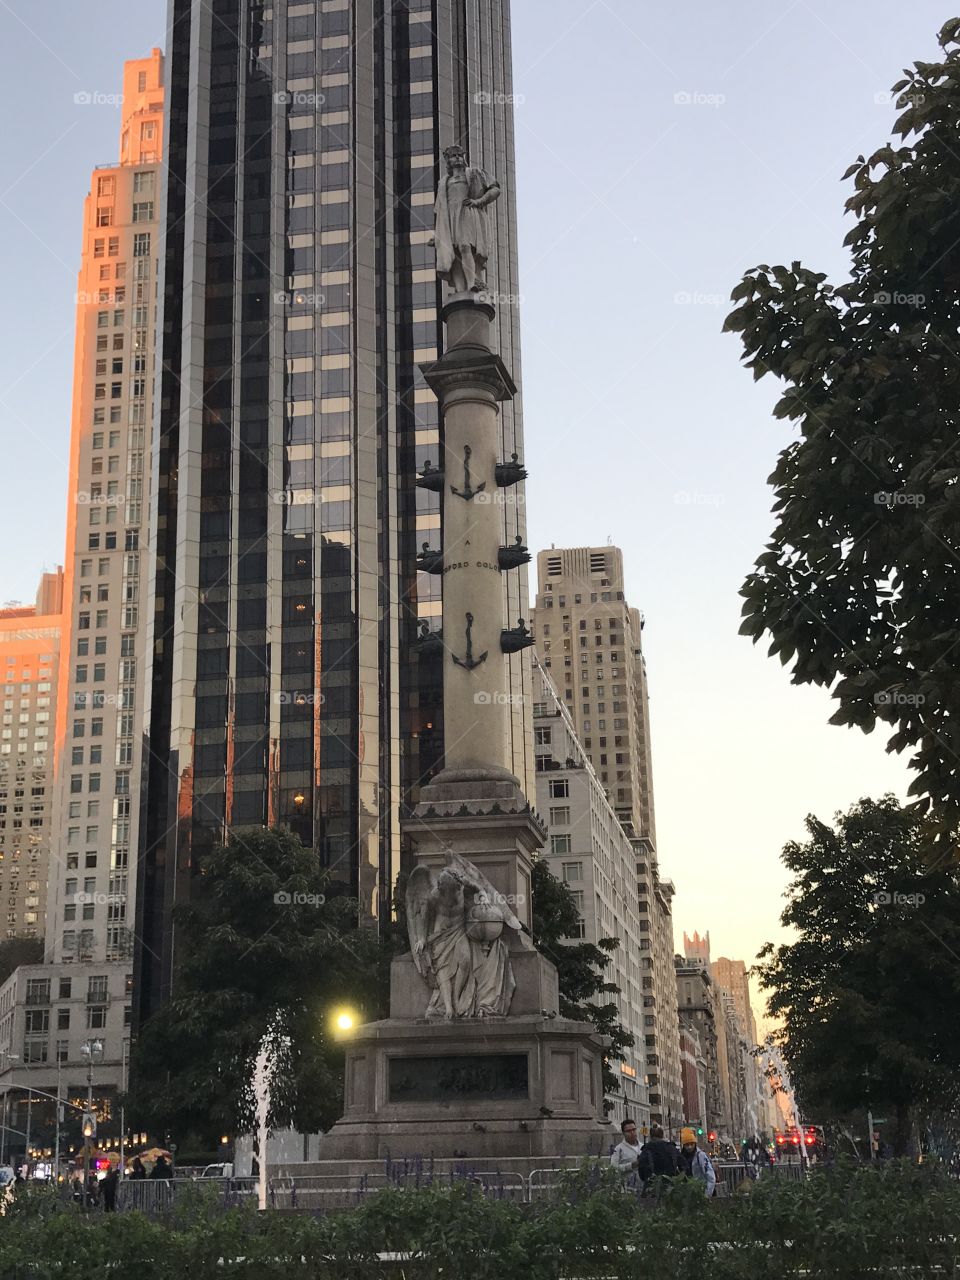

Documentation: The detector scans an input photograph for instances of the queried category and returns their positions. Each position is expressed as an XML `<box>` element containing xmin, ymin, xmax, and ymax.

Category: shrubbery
<box><xmin>0</xmin><ymin>1161</ymin><xmax>957</xmax><ymax>1279</ymax></box>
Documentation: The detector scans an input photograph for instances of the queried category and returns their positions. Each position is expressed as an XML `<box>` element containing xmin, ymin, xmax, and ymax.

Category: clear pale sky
<box><xmin>0</xmin><ymin>1</ymin><xmax>944</xmax><ymax>997</ymax></box>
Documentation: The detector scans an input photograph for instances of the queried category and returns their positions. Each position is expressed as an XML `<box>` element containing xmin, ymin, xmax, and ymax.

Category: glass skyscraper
<box><xmin>136</xmin><ymin>0</ymin><xmax>532</xmax><ymax>1020</ymax></box>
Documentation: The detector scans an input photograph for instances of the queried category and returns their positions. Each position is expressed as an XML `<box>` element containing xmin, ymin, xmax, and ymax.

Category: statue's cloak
<box><xmin>434</xmin><ymin>166</ymin><xmax>496</xmax><ymax>280</ymax></box>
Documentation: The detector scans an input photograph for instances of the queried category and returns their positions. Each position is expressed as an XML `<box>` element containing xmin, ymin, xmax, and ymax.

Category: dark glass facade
<box><xmin>135</xmin><ymin>0</ymin><xmax>532</xmax><ymax>1022</ymax></box>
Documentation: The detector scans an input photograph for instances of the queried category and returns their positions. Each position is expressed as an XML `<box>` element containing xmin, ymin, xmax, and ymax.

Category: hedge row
<box><xmin>1</xmin><ymin>1160</ymin><xmax>957</xmax><ymax>1279</ymax></box>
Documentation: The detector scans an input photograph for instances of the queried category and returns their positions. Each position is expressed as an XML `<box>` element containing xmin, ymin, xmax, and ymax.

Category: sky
<box><xmin>0</xmin><ymin>0</ymin><xmax>947</xmax><ymax>1002</ymax></box>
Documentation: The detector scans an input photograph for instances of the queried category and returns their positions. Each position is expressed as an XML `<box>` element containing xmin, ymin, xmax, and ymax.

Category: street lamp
<box><xmin>80</xmin><ymin>1039</ymin><xmax>104</xmax><ymax>1207</ymax></box>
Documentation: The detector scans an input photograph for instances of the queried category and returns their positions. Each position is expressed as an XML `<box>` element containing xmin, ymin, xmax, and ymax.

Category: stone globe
<box><xmin>466</xmin><ymin>896</ymin><xmax>504</xmax><ymax>943</ymax></box>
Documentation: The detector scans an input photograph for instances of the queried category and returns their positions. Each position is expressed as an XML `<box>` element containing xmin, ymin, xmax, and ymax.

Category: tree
<box><xmin>755</xmin><ymin>796</ymin><xmax>960</xmax><ymax>1154</ymax></box>
<box><xmin>127</xmin><ymin>828</ymin><xmax>381</xmax><ymax>1146</ymax></box>
<box><xmin>530</xmin><ymin>858</ymin><xmax>634</xmax><ymax>1105</ymax></box>
<box><xmin>0</xmin><ymin>937</ymin><xmax>43</xmax><ymax>987</ymax></box>
<box><xmin>725</xmin><ymin>20</ymin><xmax>960</xmax><ymax>843</ymax></box>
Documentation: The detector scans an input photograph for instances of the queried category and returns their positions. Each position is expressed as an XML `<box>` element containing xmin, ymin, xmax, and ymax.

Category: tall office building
<box><xmin>136</xmin><ymin>0</ymin><xmax>532</xmax><ymax>1021</ymax></box>
<box><xmin>0</xmin><ymin>56</ymin><xmax>167</xmax><ymax>1153</ymax></box>
<box><xmin>532</xmin><ymin>545</ymin><xmax>682</xmax><ymax>1128</ymax></box>
<box><xmin>45</xmin><ymin>51</ymin><xmax>165</xmax><ymax>972</ymax></box>
<box><xmin>0</xmin><ymin>571</ymin><xmax>64</xmax><ymax>941</ymax></box>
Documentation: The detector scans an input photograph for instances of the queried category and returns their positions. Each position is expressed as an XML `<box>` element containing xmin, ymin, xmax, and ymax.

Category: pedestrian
<box><xmin>637</xmin><ymin>1123</ymin><xmax>681</xmax><ymax>1186</ymax></box>
<box><xmin>101</xmin><ymin>1164</ymin><xmax>118</xmax><ymax>1212</ymax></box>
<box><xmin>85</xmin><ymin>1171</ymin><xmax>100</xmax><ymax>1209</ymax></box>
<box><xmin>151</xmin><ymin>1154</ymin><xmax>171</xmax><ymax>1180</ymax></box>
<box><xmin>679</xmin><ymin>1126</ymin><xmax>717</xmax><ymax>1197</ymax></box>
<box><xmin>128</xmin><ymin>1156</ymin><xmax>146</xmax><ymax>1180</ymax></box>
<box><xmin>610</xmin><ymin>1117</ymin><xmax>643</xmax><ymax>1178</ymax></box>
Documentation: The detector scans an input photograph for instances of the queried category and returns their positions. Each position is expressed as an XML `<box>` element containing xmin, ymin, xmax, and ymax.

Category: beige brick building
<box><xmin>532</xmin><ymin>546</ymin><xmax>682</xmax><ymax>1131</ymax></box>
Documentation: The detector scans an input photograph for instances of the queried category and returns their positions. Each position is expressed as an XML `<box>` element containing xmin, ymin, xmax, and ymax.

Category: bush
<box><xmin>0</xmin><ymin>1161</ymin><xmax>957</xmax><ymax>1278</ymax></box>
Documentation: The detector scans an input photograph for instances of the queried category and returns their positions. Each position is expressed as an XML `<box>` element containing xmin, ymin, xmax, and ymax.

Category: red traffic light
<box><xmin>791</xmin><ymin>1134</ymin><xmax>801</xmax><ymax>1145</ymax></box>
<box><xmin>805</xmin><ymin>1135</ymin><xmax>815</xmax><ymax>1145</ymax></box>
<box><xmin>708</xmin><ymin>1131</ymin><xmax>717</xmax><ymax>1142</ymax></box>
<box><xmin>776</xmin><ymin>1134</ymin><xmax>786</xmax><ymax>1145</ymax></box>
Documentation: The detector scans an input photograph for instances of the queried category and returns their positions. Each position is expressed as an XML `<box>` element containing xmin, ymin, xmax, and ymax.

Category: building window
<box><xmin>561</xmin><ymin>861</ymin><xmax>583</xmax><ymax>882</ymax></box>
<box><xmin>548</xmin><ymin>779</ymin><xmax>569</xmax><ymax>799</ymax></box>
<box><xmin>87</xmin><ymin>975</ymin><xmax>108</xmax><ymax>1003</ymax></box>
<box><xmin>549</xmin><ymin>806</ymin><xmax>571</xmax><ymax>825</ymax></box>
<box><xmin>551</xmin><ymin>834</ymin><xmax>572</xmax><ymax>855</ymax></box>
<box><xmin>86</xmin><ymin>1006</ymin><xmax>107</xmax><ymax>1029</ymax></box>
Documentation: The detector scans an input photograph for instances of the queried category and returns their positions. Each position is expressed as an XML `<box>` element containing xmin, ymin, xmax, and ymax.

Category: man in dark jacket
<box><xmin>638</xmin><ymin>1123</ymin><xmax>681</xmax><ymax>1184</ymax></box>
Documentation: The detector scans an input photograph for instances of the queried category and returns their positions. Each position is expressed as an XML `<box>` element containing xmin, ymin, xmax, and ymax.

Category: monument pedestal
<box><xmin>322</xmin><ymin>1015</ymin><xmax>610</xmax><ymax>1161</ymax></box>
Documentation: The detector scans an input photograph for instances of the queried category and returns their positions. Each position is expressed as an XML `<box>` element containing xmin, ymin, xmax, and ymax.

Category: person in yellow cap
<box><xmin>679</xmin><ymin>1126</ymin><xmax>717</xmax><ymax>1196</ymax></box>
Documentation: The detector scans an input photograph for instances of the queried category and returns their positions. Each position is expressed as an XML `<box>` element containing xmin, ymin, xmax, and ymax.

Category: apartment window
<box><xmin>133</xmin><ymin>232</ymin><xmax>151</xmax><ymax>257</ymax></box>
<box><xmin>133</xmin><ymin>171</ymin><xmax>153</xmax><ymax>194</ymax></box>
<box><xmin>137</xmin><ymin>70</ymin><xmax>147</xmax><ymax>91</ymax></box>
<box><xmin>86</xmin><ymin>1006</ymin><xmax>107</xmax><ymax>1029</ymax></box>
<box><xmin>549</xmin><ymin>806</ymin><xmax>571</xmax><ymax>825</ymax></box>
<box><xmin>534</xmin><ymin>727</ymin><xmax>551</xmax><ymax>747</ymax></box>
<box><xmin>108</xmin><ymin>236</ymin><xmax>119</xmax><ymax>257</ymax></box>
<box><xmin>549</xmin><ymin>779</ymin><xmax>569</xmax><ymax>799</ymax></box>
<box><xmin>57</xmin><ymin>1007</ymin><xmax>70</xmax><ymax>1030</ymax></box>
<box><xmin>561</xmin><ymin>861</ymin><xmax>583</xmax><ymax>882</ymax></box>
<box><xmin>132</xmin><ymin>201</ymin><xmax>154</xmax><ymax>223</ymax></box>
<box><xmin>551</xmin><ymin>834</ymin><xmax>572</xmax><ymax>855</ymax></box>
<box><xmin>96</xmin><ymin>207</ymin><xmax>113</xmax><ymax>227</ymax></box>
<box><xmin>25</xmin><ymin>977</ymin><xmax>50</xmax><ymax>1004</ymax></box>
<box><xmin>87</xmin><ymin>975</ymin><xmax>108</xmax><ymax>1002</ymax></box>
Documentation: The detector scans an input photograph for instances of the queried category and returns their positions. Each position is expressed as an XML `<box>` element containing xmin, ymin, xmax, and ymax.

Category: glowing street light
<box><xmin>332</xmin><ymin>1008</ymin><xmax>357</xmax><ymax>1036</ymax></box>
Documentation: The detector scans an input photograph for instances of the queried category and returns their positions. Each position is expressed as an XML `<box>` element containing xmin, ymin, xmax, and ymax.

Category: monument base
<box><xmin>322</xmin><ymin>1015</ymin><xmax>611</xmax><ymax>1161</ymax></box>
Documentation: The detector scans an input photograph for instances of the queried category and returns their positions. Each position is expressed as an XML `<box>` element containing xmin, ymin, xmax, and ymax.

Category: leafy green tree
<box><xmin>725</xmin><ymin>20</ymin><xmax>960</xmax><ymax>843</ymax></box>
<box><xmin>0</xmin><ymin>936</ymin><xmax>43</xmax><ymax>986</ymax></box>
<box><xmin>756</xmin><ymin>796</ymin><xmax>960</xmax><ymax>1153</ymax></box>
<box><xmin>530</xmin><ymin>858</ymin><xmax>634</xmax><ymax>1105</ymax></box>
<box><xmin>127</xmin><ymin>827</ymin><xmax>380</xmax><ymax>1145</ymax></box>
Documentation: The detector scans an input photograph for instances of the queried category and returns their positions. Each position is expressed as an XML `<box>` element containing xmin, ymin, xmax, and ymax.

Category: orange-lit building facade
<box><xmin>45</xmin><ymin>51</ymin><xmax>164</xmax><ymax>979</ymax></box>
<box><xmin>0</xmin><ymin>571</ymin><xmax>64</xmax><ymax>941</ymax></box>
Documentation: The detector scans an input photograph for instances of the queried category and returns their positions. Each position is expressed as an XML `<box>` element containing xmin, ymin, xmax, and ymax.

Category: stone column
<box><xmin>426</xmin><ymin>295</ymin><xmax>516</xmax><ymax>781</ymax></box>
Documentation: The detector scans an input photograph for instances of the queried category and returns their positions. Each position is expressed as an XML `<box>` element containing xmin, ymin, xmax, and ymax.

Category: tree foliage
<box><xmin>755</xmin><ymin>796</ymin><xmax>960</xmax><ymax>1153</ymax></box>
<box><xmin>725</xmin><ymin>20</ymin><xmax>960</xmax><ymax>843</ymax></box>
<box><xmin>530</xmin><ymin>858</ymin><xmax>634</xmax><ymax>1102</ymax></box>
<box><xmin>0</xmin><ymin>936</ymin><xmax>43</xmax><ymax>987</ymax></box>
<box><xmin>127</xmin><ymin>827</ymin><xmax>380</xmax><ymax>1145</ymax></box>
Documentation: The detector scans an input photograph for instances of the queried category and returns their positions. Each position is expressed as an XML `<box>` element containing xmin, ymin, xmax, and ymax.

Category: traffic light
<box><xmin>696</xmin><ymin>1126</ymin><xmax>704</xmax><ymax>1136</ymax></box>
<box><xmin>708</xmin><ymin>1131</ymin><xmax>717</xmax><ymax>1143</ymax></box>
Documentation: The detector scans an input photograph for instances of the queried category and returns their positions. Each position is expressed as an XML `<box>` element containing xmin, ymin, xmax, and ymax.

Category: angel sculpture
<box><xmin>406</xmin><ymin>851</ymin><xmax>520</xmax><ymax>1020</ymax></box>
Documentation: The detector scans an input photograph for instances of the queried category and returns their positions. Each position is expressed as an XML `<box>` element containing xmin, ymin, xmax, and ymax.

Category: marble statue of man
<box><xmin>433</xmin><ymin>144</ymin><xmax>501</xmax><ymax>294</ymax></box>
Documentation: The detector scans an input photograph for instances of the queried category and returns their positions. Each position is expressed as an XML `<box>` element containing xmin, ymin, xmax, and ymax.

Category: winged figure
<box><xmin>406</xmin><ymin>851</ymin><xmax>520</xmax><ymax>1020</ymax></box>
